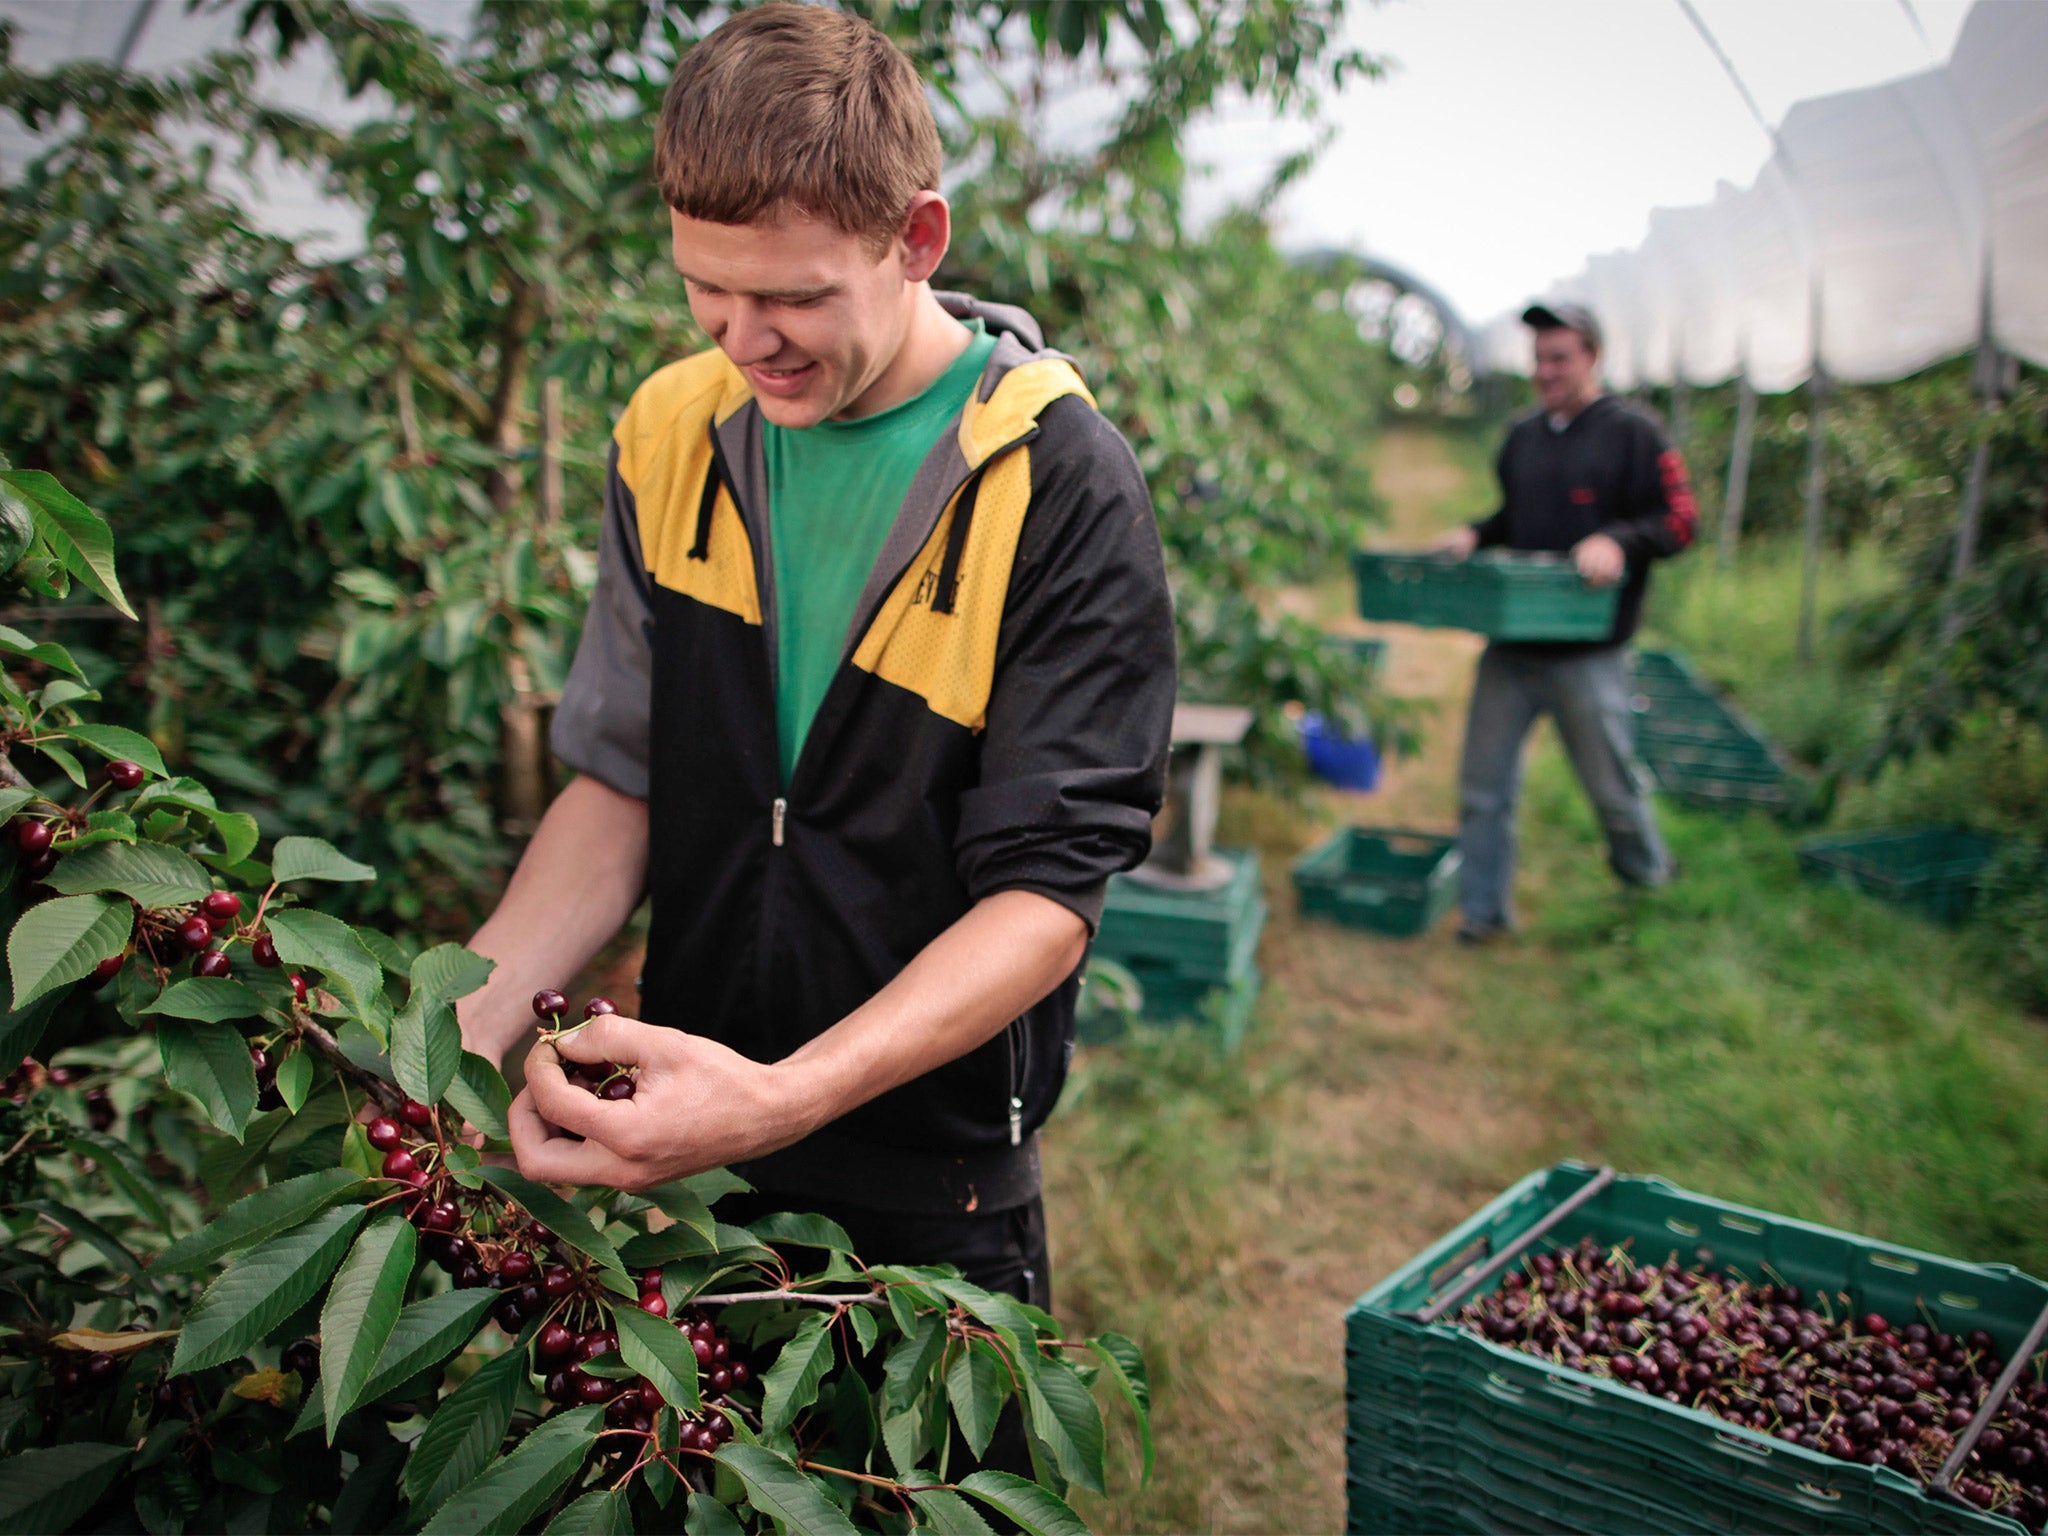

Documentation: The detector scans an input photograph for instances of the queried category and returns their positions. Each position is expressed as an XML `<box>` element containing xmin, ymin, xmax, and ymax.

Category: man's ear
<box><xmin>897</xmin><ymin>191</ymin><xmax>951</xmax><ymax>284</ymax></box>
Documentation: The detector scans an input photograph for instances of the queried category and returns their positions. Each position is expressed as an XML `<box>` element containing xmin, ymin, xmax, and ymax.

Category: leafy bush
<box><xmin>0</xmin><ymin>459</ymin><xmax>1150</xmax><ymax>1532</ymax></box>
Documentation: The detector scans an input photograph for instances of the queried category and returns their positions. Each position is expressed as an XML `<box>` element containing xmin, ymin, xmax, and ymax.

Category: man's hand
<box><xmin>1427</xmin><ymin>526</ymin><xmax>1479</xmax><ymax>560</ymax></box>
<box><xmin>510</xmin><ymin>1014</ymin><xmax>801</xmax><ymax>1191</ymax></box>
<box><xmin>1572</xmin><ymin>532</ymin><xmax>1627</xmax><ymax>587</ymax></box>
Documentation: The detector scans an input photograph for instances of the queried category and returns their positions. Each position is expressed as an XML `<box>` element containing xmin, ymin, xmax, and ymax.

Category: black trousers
<box><xmin>716</xmin><ymin>1189</ymin><xmax>1050</xmax><ymax>1483</ymax></box>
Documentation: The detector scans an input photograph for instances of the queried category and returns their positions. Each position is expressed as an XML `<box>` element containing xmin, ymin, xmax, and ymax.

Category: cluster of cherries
<box><xmin>1456</xmin><ymin>1238</ymin><xmax>2048</xmax><ymax>1523</ymax></box>
<box><xmin>537</xmin><ymin>1282</ymin><xmax>750</xmax><ymax>1452</ymax></box>
<box><xmin>10</xmin><ymin>756</ymin><xmax>146</xmax><ymax>889</ymax></box>
<box><xmin>533</xmin><ymin>990</ymin><xmax>637</xmax><ymax>1100</ymax></box>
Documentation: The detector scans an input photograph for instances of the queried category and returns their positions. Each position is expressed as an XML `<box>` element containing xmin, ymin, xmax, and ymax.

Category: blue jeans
<box><xmin>1457</xmin><ymin>643</ymin><xmax>1673</xmax><ymax>930</ymax></box>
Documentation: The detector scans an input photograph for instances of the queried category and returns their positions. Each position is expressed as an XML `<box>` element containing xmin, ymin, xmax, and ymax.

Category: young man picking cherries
<box><xmin>456</xmin><ymin>4</ymin><xmax>1175</xmax><ymax>1318</ymax></box>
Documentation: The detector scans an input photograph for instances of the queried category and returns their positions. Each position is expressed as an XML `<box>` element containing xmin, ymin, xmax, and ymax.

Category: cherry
<box><xmin>639</xmin><ymin>1267</ymin><xmax>663</xmax><ymax>1292</ymax></box>
<box><xmin>366</xmin><ymin>1118</ymin><xmax>402</xmax><ymax>1152</ymax></box>
<box><xmin>89</xmin><ymin>953</ymin><xmax>124</xmax><ymax>986</ymax></box>
<box><xmin>537</xmin><ymin>1322</ymin><xmax>576</xmax><ymax>1363</ymax></box>
<box><xmin>583</xmin><ymin>997</ymin><xmax>617</xmax><ymax>1018</ymax></box>
<box><xmin>85</xmin><ymin>1351</ymin><xmax>117</xmax><ymax>1382</ymax></box>
<box><xmin>638</xmin><ymin>1381</ymin><xmax>663</xmax><ymax>1410</ymax></box>
<box><xmin>493</xmin><ymin>1294</ymin><xmax>526</xmax><ymax>1333</ymax></box>
<box><xmin>531</xmin><ymin>989</ymin><xmax>567</xmax><ymax>1020</ymax></box>
<box><xmin>380</xmin><ymin>1148</ymin><xmax>419</xmax><ymax>1180</ymax></box>
<box><xmin>544</xmin><ymin>1371</ymin><xmax>573</xmax><ymax>1404</ymax></box>
<box><xmin>421</xmin><ymin>1201</ymin><xmax>460</xmax><ymax>1232</ymax></box>
<box><xmin>578</xmin><ymin>1373</ymin><xmax>617</xmax><ymax>1405</ymax></box>
<box><xmin>282</xmin><ymin>1339</ymin><xmax>320</xmax><ymax>1380</ymax></box>
<box><xmin>692</xmin><ymin>1335</ymin><xmax>714</xmax><ymax>1366</ymax></box>
<box><xmin>399</xmin><ymin>1098</ymin><xmax>432</xmax><ymax>1128</ymax></box>
<box><xmin>576</xmin><ymin>1333</ymin><xmax>610</xmax><ymax>1363</ymax></box>
<box><xmin>175</xmin><ymin>916</ymin><xmax>212</xmax><ymax>953</ymax></box>
<box><xmin>251</xmin><ymin>933</ymin><xmax>280</xmax><ymax>968</ymax></box>
<box><xmin>708</xmin><ymin>1365</ymin><xmax>732</xmax><ymax>1394</ymax></box>
<box><xmin>54</xmin><ymin>1361</ymin><xmax>83</xmax><ymax>1392</ymax></box>
<box><xmin>639</xmin><ymin>1293</ymin><xmax>668</xmax><ymax>1319</ymax></box>
<box><xmin>290</xmin><ymin>973</ymin><xmax>307</xmax><ymax>1003</ymax></box>
<box><xmin>711</xmin><ymin>1339</ymin><xmax>728</xmax><ymax>1363</ymax></box>
<box><xmin>248</xmin><ymin>1044</ymin><xmax>270</xmax><ymax>1077</ymax></box>
<box><xmin>454</xmin><ymin>1262</ymin><xmax>486</xmax><ymax>1290</ymax></box>
<box><xmin>23</xmin><ymin>848</ymin><xmax>57</xmax><ymax>881</ymax></box>
<box><xmin>600</xmin><ymin>1076</ymin><xmax>636</xmax><ymax>1101</ymax></box>
<box><xmin>605</xmin><ymin>1394</ymin><xmax>639</xmax><ymax>1427</ymax></box>
<box><xmin>106</xmin><ymin>760</ymin><xmax>146</xmax><ymax>791</ymax></box>
<box><xmin>542</xmin><ymin>1264</ymin><xmax>575</xmax><ymax>1300</ymax></box>
<box><xmin>728</xmin><ymin>1360</ymin><xmax>750</xmax><ymax>1388</ymax></box>
<box><xmin>501</xmin><ymin>1251</ymin><xmax>535</xmax><ymax>1284</ymax></box>
<box><xmin>194</xmin><ymin>950</ymin><xmax>232</xmax><ymax>979</ymax></box>
<box><xmin>202</xmin><ymin>890</ymin><xmax>241</xmax><ymax>924</ymax></box>
<box><xmin>14</xmin><ymin>820</ymin><xmax>52</xmax><ymax>854</ymax></box>
<box><xmin>631</xmin><ymin>1411</ymin><xmax>654</xmax><ymax>1434</ymax></box>
<box><xmin>1863</xmin><ymin>1315</ymin><xmax>1891</xmax><ymax>1337</ymax></box>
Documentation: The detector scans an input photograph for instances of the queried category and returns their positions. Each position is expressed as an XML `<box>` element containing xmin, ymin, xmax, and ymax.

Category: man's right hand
<box><xmin>1426</xmin><ymin>526</ymin><xmax>1479</xmax><ymax>560</ymax></box>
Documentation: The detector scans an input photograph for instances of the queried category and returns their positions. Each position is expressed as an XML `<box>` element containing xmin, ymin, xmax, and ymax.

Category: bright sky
<box><xmin>1186</xmin><ymin>0</ymin><xmax>1974</xmax><ymax>329</ymax></box>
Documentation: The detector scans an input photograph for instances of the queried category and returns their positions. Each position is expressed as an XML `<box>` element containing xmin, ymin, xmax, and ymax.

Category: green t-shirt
<box><xmin>764</xmin><ymin>321</ymin><xmax>999</xmax><ymax>783</ymax></box>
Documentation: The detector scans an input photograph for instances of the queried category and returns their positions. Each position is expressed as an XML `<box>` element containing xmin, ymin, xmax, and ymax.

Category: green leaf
<box><xmin>0</xmin><ymin>624</ymin><xmax>85</xmax><ymax>680</ymax></box>
<box><xmin>65</xmin><ymin>1130</ymin><xmax>170</xmax><ymax>1228</ymax></box>
<box><xmin>682</xmin><ymin>1168</ymin><xmax>753</xmax><ymax>1205</ymax></box>
<box><xmin>613</xmin><ymin>1301</ymin><xmax>700</xmax><ymax>1413</ymax></box>
<box><xmin>0</xmin><ymin>789</ymin><xmax>31</xmax><ymax>823</ymax></box>
<box><xmin>0</xmin><ymin>469</ymin><xmax>135</xmax><ymax>617</ymax></box>
<box><xmin>150</xmin><ymin>1170</ymin><xmax>365</xmax><ymax>1273</ymax></box>
<box><xmin>1022</xmin><ymin>1358</ymin><xmax>1106</xmax><ymax>1495</ymax></box>
<box><xmin>16</xmin><ymin>1198</ymin><xmax>138</xmax><ymax>1274</ymax></box>
<box><xmin>955</xmin><ymin>1472</ymin><xmax>1089</xmax><ymax>1536</ymax></box>
<box><xmin>616</xmin><ymin>1224</ymin><xmax>719</xmax><ymax>1269</ymax></box>
<box><xmin>7</xmin><ymin>893</ymin><xmax>130</xmax><ymax>1009</ymax></box>
<box><xmin>406</xmin><ymin>941</ymin><xmax>494</xmax><ymax>1003</ymax></box>
<box><xmin>274</xmin><ymin>1046</ymin><xmax>313</xmax><ymax>1112</ymax></box>
<box><xmin>1089</xmin><ymin>1333</ymin><xmax>1153</xmax><ymax>1482</ymax></box>
<box><xmin>849</xmin><ymin>1304</ymin><xmax>878</xmax><ymax>1356</ymax></box>
<box><xmin>0</xmin><ymin>1441</ymin><xmax>130</xmax><ymax>1533</ymax></box>
<box><xmin>144</xmin><ymin>977</ymin><xmax>270</xmax><ymax>1024</ymax></box>
<box><xmin>759</xmin><ymin>1311</ymin><xmax>833</xmax><ymax>1436</ymax></box>
<box><xmin>542</xmin><ymin>1487</ymin><xmax>634</xmax><ymax>1535</ymax></box>
<box><xmin>264</xmin><ymin>909</ymin><xmax>385</xmax><ymax>1029</ymax></box>
<box><xmin>883</xmin><ymin>1312</ymin><xmax>947</xmax><ymax>1415</ymax></box>
<box><xmin>171</xmin><ymin>1203</ymin><xmax>367</xmax><ymax>1373</ymax></box>
<box><xmin>418</xmin><ymin>1406</ymin><xmax>601</xmax><ymax>1536</ymax></box>
<box><xmin>635</xmin><ymin>1182</ymin><xmax>715</xmax><ymax>1241</ymax></box>
<box><xmin>745</xmin><ymin>1211</ymin><xmax>855</xmax><ymax>1253</ymax></box>
<box><xmin>443</xmin><ymin>1051</ymin><xmax>510</xmax><ymax>1139</ymax></box>
<box><xmin>157</xmin><ymin>1016</ymin><xmax>261</xmax><ymax>1138</ymax></box>
<box><xmin>405</xmin><ymin>1347</ymin><xmax>524</xmax><ymax>1517</ymax></box>
<box><xmin>35</xmin><ymin>741</ymin><xmax>86</xmax><ymax>789</ymax></box>
<box><xmin>52</xmin><ymin>723</ymin><xmax>164</xmax><ymax>777</ymax></box>
<box><xmin>908</xmin><ymin>1488</ymin><xmax>999</xmax><ymax>1536</ymax></box>
<box><xmin>44</xmin><ymin>839</ymin><xmax>209</xmax><ymax>907</ymax></box>
<box><xmin>292</xmin><ymin>1288</ymin><xmax>501</xmax><ymax>1439</ymax></box>
<box><xmin>270</xmin><ymin>835</ymin><xmax>377</xmax><ymax>884</ymax></box>
<box><xmin>712</xmin><ymin>1445</ymin><xmax>861</xmax><ymax>1536</ymax></box>
<box><xmin>57</xmin><ymin>809</ymin><xmax>138</xmax><ymax>852</ymax></box>
<box><xmin>472</xmin><ymin>1165</ymin><xmax>623</xmax><ymax>1274</ymax></box>
<box><xmin>946</xmin><ymin>1339</ymin><xmax>1008</xmax><ymax>1459</ymax></box>
<box><xmin>321</xmin><ymin>1213</ymin><xmax>418</xmax><ymax>1434</ymax></box>
<box><xmin>390</xmin><ymin>954</ymin><xmax>476</xmax><ymax>1105</ymax></box>
<box><xmin>684</xmin><ymin>1493</ymin><xmax>745</xmax><ymax>1536</ymax></box>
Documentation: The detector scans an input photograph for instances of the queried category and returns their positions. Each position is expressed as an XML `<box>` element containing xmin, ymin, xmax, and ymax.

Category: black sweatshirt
<box><xmin>1470</xmin><ymin>395</ymin><xmax>1698</xmax><ymax>649</ymax></box>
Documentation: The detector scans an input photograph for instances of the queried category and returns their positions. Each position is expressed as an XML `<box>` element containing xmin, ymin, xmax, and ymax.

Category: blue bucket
<box><xmin>1300</xmin><ymin>714</ymin><xmax>1381</xmax><ymax>791</ymax></box>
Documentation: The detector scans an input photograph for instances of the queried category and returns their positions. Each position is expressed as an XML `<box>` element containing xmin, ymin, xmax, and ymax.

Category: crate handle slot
<box><xmin>1404</xmin><ymin>1167</ymin><xmax>1618</xmax><ymax>1325</ymax></box>
<box><xmin>1483</xmin><ymin>1372</ymin><xmax>1527</xmax><ymax>1399</ymax></box>
<box><xmin>1937</xmin><ymin>1292</ymin><xmax>1981</xmax><ymax>1310</ymax></box>
<box><xmin>1931</xmin><ymin>1292</ymin><xmax>2048</xmax><ymax>1499</ymax></box>
<box><xmin>1869</xmin><ymin>1252</ymin><xmax>1920</xmax><ymax>1275</ymax></box>
<box><xmin>1428</xmin><ymin>1235</ymin><xmax>1492</xmax><ymax>1294</ymax></box>
<box><xmin>1664</xmin><ymin>1217</ymin><xmax>1701</xmax><ymax>1238</ymax></box>
<box><xmin>1717</xmin><ymin>1214</ymin><xmax>1766</xmax><ymax>1235</ymax></box>
<box><xmin>1793</xmin><ymin>1483</ymin><xmax>1843</xmax><ymax>1504</ymax></box>
<box><xmin>1713</xmin><ymin>1430</ymin><xmax>1774</xmax><ymax>1461</ymax></box>
<box><xmin>1542</xmin><ymin>1375</ymin><xmax>1595</xmax><ymax>1403</ymax></box>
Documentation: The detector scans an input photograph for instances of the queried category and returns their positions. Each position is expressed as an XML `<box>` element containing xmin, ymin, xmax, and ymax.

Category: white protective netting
<box><xmin>1485</xmin><ymin>0</ymin><xmax>2048</xmax><ymax>391</ymax></box>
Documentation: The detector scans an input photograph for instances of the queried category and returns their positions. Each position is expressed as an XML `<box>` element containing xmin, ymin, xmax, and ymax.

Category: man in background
<box><xmin>1431</xmin><ymin>302</ymin><xmax>1696</xmax><ymax>943</ymax></box>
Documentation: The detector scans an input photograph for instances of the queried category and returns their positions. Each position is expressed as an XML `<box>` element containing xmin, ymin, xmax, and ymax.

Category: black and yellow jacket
<box><xmin>550</xmin><ymin>295</ymin><xmax>1177</xmax><ymax>1215</ymax></box>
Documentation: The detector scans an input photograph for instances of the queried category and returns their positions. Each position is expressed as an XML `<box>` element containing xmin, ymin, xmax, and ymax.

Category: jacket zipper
<box><xmin>1006</xmin><ymin>1020</ymin><xmax>1027</xmax><ymax>1146</ymax></box>
<box><xmin>771</xmin><ymin>797</ymin><xmax>786</xmax><ymax>848</ymax></box>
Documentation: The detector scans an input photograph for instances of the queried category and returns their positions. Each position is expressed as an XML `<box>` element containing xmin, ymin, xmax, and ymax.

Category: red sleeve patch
<box><xmin>1658</xmin><ymin>449</ymin><xmax>1698</xmax><ymax>549</ymax></box>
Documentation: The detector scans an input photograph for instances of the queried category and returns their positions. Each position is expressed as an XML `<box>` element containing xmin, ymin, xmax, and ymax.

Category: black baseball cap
<box><xmin>1521</xmin><ymin>301</ymin><xmax>1602</xmax><ymax>352</ymax></box>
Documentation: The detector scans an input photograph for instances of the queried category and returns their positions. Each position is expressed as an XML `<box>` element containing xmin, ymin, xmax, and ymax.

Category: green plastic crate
<box><xmin>1352</xmin><ymin>550</ymin><xmax>1620</xmax><ymax>641</ymax></box>
<box><xmin>1346</xmin><ymin>1162</ymin><xmax>2047</xmax><ymax>1535</ymax></box>
<box><xmin>1096</xmin><ymin>849</ymin><xmax>1262</xmax><ymax>982</ymax></box>
<box><xmin>1293</xmin><ymin>826</ymin><xmax>1461</xmax><ymax>937</ymax></box>
<box><xmin>1331</xmin><ymin>633</ymin><xmax>1389</xmax><ymax>683</ymax></box>
<box><xmin>1797</xmin><ymin>827</ymin><xmax>2002</xmax><ymax>926</ymax></box>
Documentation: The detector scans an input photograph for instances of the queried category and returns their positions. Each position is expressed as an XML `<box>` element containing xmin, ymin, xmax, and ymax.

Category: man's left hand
<box><xmin>510</xmin><ymin>1014</ymin><xmax>802</xmax><ymax>1191</ymax></box>
<box><xmin>1572</xmin><ymin>532</ymin><xmax>1627</xmax><ymax>587</ymax></box>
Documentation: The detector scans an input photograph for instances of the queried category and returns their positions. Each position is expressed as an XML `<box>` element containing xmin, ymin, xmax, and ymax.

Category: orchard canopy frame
<box><xmin>1476</xmin><ymin>0</ymin><xmax>2048</xmax><ymax>662</ymax></box>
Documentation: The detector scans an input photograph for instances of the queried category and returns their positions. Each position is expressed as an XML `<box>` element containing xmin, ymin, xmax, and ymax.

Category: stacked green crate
<box><xmin>1629</xmin><ymin>649</ymin><xmax>1809</xmax><ymax>820</ymax></box>
<box><xmin>1346</xmin><ymin>1163</ymin><xmax>2046</xmax><ymax>1535</ymax></box>
<box><xmin>1090</xmin><ymin>849</ymin><xmax>1264</xmax><ymax>1049</ymax></box>
<box><xmin>1797</xmin><ymin>827</ymin><xmax>2003</xmax><ymax>925</ymax></box>
<box><xmin>1353</xmin><ymin>550</ymin><xmax>1620</xmax><ymax>641</ymax></box>
<box><xmin>1293</xmin><ymin>827</ymin><xmax>1461</xmax><ymax>937</ymax></box>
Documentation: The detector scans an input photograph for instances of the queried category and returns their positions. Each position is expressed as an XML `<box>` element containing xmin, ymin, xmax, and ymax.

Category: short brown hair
<box><xmin>655</xmin><ymin>4</ymin><xmax>941</xmax><ymax>248</ymax></box>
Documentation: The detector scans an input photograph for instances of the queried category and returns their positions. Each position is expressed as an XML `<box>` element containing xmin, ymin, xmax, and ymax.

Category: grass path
<box><xmin>1044</xmin><ymin>426</ymin><xmax>1569</xmax><ymax>1533</ymax></box>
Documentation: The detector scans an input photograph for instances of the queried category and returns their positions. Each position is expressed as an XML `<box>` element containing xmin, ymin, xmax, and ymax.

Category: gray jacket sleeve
<box><xmin>549</xmin><ymin>441</ymin><xmax>653</xmax><ymax>800</ymax></box>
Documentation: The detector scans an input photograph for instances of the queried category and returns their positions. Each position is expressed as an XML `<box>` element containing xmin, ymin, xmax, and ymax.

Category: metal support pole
<box><xmin>1720</xmin><ymin>374</ymin><xmax>1756</xmax><ymax>568</ymax></box>
<box><xmin>1671</xmin><ymin>377</ymin><xmax>1692</xmax><ymax>454</ymax></box>
<box><xmin>1797</xmin><ymin>371</ymin><xmax>1828</xmax><ymax>665</ymax></box>
<box><xmin>1940</xmin><ymin>316</ymin><xmax>2009</xmax><ymax>646</ymax></box>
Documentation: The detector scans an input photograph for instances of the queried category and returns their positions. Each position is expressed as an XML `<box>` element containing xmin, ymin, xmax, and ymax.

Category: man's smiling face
<box><xmin>672</xmin><ymin>206</ymin><xmax>915</xmax><ymax>428</ymax></box>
